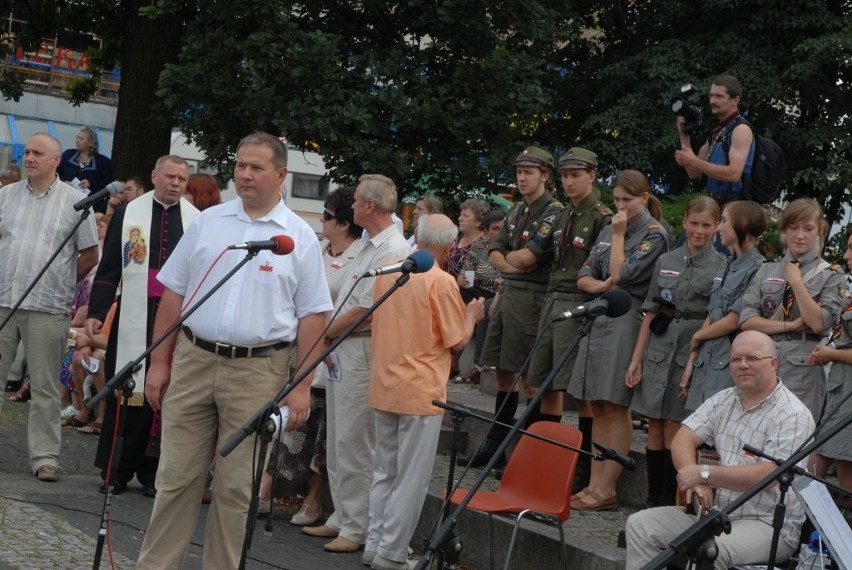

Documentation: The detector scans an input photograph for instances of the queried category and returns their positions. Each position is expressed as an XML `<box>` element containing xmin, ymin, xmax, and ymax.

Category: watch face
<box><xmin>700</xmin><ymin>465</ymin><xmax>710</xmax><ymax>480</ymax></box>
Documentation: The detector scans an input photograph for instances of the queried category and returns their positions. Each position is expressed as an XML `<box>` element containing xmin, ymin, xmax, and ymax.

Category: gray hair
<box><xmin>357</xmin><ymin>174</ymin><xmax>397</xmax><ymax>212</ymax></box>
<box><xmin>416</xmin><ymin>214</ymin><xmax>458</xmax><ymax>249</ymax></box>
<box><xmin>79</xmin><ymin>126</ymin><xmax>98</xmax><ymax>154</ymax></box>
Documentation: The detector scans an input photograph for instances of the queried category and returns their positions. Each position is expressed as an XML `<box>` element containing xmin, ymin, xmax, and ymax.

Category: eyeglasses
<box><xmin>124</xmin><ymin>186</ymin><xmax>141</xmax><ymax>193</ymax></box>
<box><xmin>322</xmin><ymin>209</ymin><xmax>335</xmax><ymax>221</ymax></box>
<box><xmin>729</xmin><ymin>355</ymin><xmax>774</xmax><ymax>365</ymax></box>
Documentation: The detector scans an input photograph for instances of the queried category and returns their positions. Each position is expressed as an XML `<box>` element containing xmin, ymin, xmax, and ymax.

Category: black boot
<box><xmin>572</xmin><ymin>416</ymin><xmax>592</xmax><ymax>495</ymax></box>
<box><xmin>643</xmin><ymin>449</ymin><xmax>666</xmax><ymax>509</ymax></box>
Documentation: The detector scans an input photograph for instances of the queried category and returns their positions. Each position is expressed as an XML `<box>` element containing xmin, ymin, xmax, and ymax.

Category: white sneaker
<box><xmin>60</xmin><ymin>405</ymin><xmax>78</xmax><ymax>419</ymax></box>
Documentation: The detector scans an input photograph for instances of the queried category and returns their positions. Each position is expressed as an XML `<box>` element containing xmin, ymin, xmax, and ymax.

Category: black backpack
<box><xmin>722</xmin><ymin>117</ymin><xmax>787</xmax><ymax>204</ymax></box>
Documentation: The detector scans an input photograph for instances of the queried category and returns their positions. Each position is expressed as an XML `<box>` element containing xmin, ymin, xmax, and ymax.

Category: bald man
<box><xmin>0</xmin><ymin>133</ymin><xmax>99</xmax><ymax>481</ymax></box>
<box><xmin>625</xmin><ymin>330</ymin><xmax>814</xmax><ymax>569</ymax></box>
<box><xmin>363</xmin><ymin>214</ymin><xmax>484</xmax><ymax>570</ymax></box>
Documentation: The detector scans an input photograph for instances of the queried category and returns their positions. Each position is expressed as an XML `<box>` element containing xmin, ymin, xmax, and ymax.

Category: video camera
<box><xmin>671</xmin><ymin>83</ymin><xmax>705</xmax><ymax>137</ymax></box>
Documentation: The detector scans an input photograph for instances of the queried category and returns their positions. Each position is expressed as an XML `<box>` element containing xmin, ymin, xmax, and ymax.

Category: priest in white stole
<box><xmin>86</xmin><ymin>155</ymin><xmax>199</xmax><ymax>495</ymax></box>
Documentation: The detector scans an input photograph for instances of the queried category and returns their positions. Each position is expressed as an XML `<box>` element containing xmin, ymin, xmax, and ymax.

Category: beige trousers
<box><xmin>0</xmin><ymin>307</ymin><xmax>67</xmax><ymax>472</ymax></box>
<box><xmin>136</xmin><ymin>333</ymin><xmax>291</xmax><ymax>570</ymax></box>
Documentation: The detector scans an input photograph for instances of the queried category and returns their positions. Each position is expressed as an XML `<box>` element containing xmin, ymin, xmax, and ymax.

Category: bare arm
<box><xmin>505</xmin><ymin>248</ymin><xmax>538</xmax><ymax>272</ymax></box>
<box><xmin>675</xmin><ymin>123</ymin><xmax>753</xmax><ymax>183</ymax></box>
<box><xmin>691</xmin><ymin>312</ymin><xmax>740</xmax><ymax>350</ymax></box>
<box><xmin>284</xmin><ymin>312</ymin><xmax>328</xmax><ymax>429</ymax></box>
<box><xmin>451</xmin><ymin>298</ymin><xmax>486</xmax><ymax>353</ymax></box>
<box><xmin>785</xmin><ymin>263</ymin><xmax>827</xmax><ymax>333</ymax></box>
<box><xmin>488</xmin><ymin>250</ymin><xmax>523</xmax><ymax>274</ymax></box>
<box><xmin>577</xmin><ymin>275</ymin><xmax>613</xmax><ymax>295</ymax></box>
<box><xmin>626</xmin><ymin>312</ymin><xmax>654</xmax><ymax>387</ymax></box>
<box><xmin>144</xmin><ymin>288</ymin><xmax>183</xmax><ymax>411</ymax></box>
<box><xmin>76</xmin><ymin>246</ymin><xmax>99</xmax><ymax>281</ymax></box>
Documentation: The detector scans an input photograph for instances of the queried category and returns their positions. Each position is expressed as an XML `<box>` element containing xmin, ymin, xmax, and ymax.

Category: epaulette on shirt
<box><xmin>648</xmin><ymin>224</ymin><xmax>660</xmax><ymax>230</ymax></box>
<box><xmin>830</xmin><ymin>263</ymin><xmax>843</xmax><ymax>272</ymax></box>
<box><xmin>596</xmin><ymin>203</ymin><xmax>613</xmax><ymax>217</ymax></box>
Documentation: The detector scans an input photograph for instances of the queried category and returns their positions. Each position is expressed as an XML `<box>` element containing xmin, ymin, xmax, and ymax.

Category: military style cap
<box><xmin>559</xmin><ymin>147</ymin><xmax>598</xmax><ymax>170</ymax></box>
<box><xmin>515</xmin><ymin>146</ymin><xmax>554</xmax><ymax>169</ymax></box>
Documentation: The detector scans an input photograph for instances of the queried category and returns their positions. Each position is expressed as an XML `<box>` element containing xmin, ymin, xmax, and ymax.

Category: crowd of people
<box><xmin>1</xmin><ymin>71</ymin><xmax>850</xmax><ymax>570</ymax></box>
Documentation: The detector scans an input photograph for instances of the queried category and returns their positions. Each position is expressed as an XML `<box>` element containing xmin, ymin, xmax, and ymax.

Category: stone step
<box><xmin>445</xmin><ymin>371</ymin><xmax>650</xmax><ymax>508</ymax></box>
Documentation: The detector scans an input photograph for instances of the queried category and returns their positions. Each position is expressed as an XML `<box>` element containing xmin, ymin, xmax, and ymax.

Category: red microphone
<box><xmin>227</xmin><ymin>235</ymin><xmax>295</xmax><ymax>255</ymax></box>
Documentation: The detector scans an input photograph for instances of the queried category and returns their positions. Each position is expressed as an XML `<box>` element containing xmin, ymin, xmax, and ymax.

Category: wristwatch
<box><xmin>699</xmin><ymin>464</ymin><xmax>711</xmax><ymax>482</ymax></box>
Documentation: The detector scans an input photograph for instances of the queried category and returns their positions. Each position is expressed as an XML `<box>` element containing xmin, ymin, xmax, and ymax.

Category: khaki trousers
<box><xmin>0</xmin><ymin>307</ymin><xmax>67</xmax><ymax>472</ymax></box>
<box><xmin>136</xmin><ymin>333</ymin><xmax>291</xmax><ymax>570</ymax></box>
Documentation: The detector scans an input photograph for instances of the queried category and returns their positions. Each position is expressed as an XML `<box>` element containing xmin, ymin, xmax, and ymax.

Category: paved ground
<box><xmin>0</xmin><ymin>378</ymin><xmax>635</xmax><ymax>570</ymax></box>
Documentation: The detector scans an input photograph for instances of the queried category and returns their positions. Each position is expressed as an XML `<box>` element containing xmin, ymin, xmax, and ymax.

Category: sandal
<box><xmin>572</xmin><ymin>489</ymin><xmax>618</xmax><ymax>511</ymax></box>
<box><xmin>62</xmin><ymin>416</ymin><xmax>90</xmax><ymax>428</ymax></box>
<box><xmin>571</xmin><ymin>487</ymin><xmax>591</xmax><ymax>501</ymax></box>
<box><xmin>290</xmin><ymin>503</ymin><xmax>323</xmax><ymax>526</ymax></box>
<box><xmin>77</xmin><ymin>422</ymin><xmax>102</xmax><ymax>435</ymax></box>
<box><xmin>8</xmin><ymin>384</ymin><xmax>30</xmax><ymax>403</ymax></box>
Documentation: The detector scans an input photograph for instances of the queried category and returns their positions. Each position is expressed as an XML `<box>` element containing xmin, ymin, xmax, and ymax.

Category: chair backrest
<box><xmin>499</xmin><ymin>422</ymin><xmax>582</xmax><ymax>521</ymax></box>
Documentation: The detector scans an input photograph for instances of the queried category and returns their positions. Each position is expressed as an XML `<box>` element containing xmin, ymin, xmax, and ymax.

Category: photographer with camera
<box><xmin>674</xmin><ymin>75</ymin><xmax>754</xmax><ymax>206</ymax></box>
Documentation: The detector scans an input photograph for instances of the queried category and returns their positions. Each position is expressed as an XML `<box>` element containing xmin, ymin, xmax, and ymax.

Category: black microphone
<box><xmin>227</xmin><ymin>235</ymin><xmax>295</xmax><ymax>255</ymax></box>
<box><xmin>362</xmin><ymin>249</ymin><xmax>434</xmax><ymax>278</ymax></box>
<box><xmin>73</xmin><ymin>180</ymin><xmax>123</xmax><ymax>211</ymax></box>
<box><xmin>551</xmin><ymin>288</ymin><xmax>633</xmax><ymax>322</ymax></box>
<box><xmin>593</xmin><ymin>441</ymin><xmax>637</xmax><ymax>471</ymax></box>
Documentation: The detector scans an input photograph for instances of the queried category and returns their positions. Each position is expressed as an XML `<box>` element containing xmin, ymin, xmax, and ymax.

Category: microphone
<box><xmin>227</xmin><ymin>235</ymin><xmax>295</xmax><ymax>255</ymax></box>
<box><xmin>362</xmin><ymin>249</ymin><xmax>434</xmax><ymax>278</ymax></box>
<box><xmin>593</xmin><ymin>441</ymin><xmax>637</xmax><ymax>471</ymax></box>
<box><xmin>551</xmin><ymin>288</ymin><xmax>632</xmax><ymax>322</ymax></box>
<box><xmin>73</xmin><ymin>180</ymin><xmax>124</xmax><ymax>211</ymax></box>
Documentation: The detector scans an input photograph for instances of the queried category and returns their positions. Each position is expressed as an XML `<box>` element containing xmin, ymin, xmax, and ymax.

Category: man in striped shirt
<box><xmin>0</xmin><ymin>133</ymin><xmax>99</xmax><ymax>482</ymax></box>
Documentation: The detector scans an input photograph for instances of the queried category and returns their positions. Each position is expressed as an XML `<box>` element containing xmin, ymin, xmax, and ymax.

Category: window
<box><xmin>291</xmin><ymin>173</ymin><xmax>329</xmax><ymax>200</ymax></box>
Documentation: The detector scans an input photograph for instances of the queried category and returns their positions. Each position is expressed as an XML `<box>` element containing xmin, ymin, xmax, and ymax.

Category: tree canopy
<box><xmin>2</xmin><ymin>0</ymin><xmax>851</xmax><ymax>223</ymax></box>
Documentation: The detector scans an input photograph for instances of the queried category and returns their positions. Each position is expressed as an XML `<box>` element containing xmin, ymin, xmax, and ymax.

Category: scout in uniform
<box><xmin>626</xmin><ymin>196</ymin><xmax>725</xmax><ymax>507</ymax></box>
<box><xmin>741</xmin><ymin>198</ymin><xmax>845</xmax><ymax>422</ymax></box>
<box><xmin>684</xmin><ymin>201</ymin><xmax>768</xmax><ymax>411</ymax></box>
<box><xmin>524</xmin><ymin>147</ymin><xmax>611</xmax><ymax>494</ymax></box>
<box><xmin>459</xmin><ymin>146</ymin><xmax>563</xmax><ymax>468</ymax></box>
<box><xmin>568</xmin><ymin>169</ymin><xmax>669</xmax><ymax>511</ymax></box>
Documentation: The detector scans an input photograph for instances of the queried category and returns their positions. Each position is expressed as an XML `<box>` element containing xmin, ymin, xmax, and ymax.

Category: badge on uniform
<box><xmin>522</xmin><ymin>230</ymin><xmax>530</xmax><ymax>240</ymax></box>
<box><xmin>638</xmin><ymin>240</ymin><xmax>652</xmax><ymax>254</ymax></box>
<box><xmin>331</xmin><ymin>261</ymin><xmax>342</xmax><ymax>270</ymax></box>
<box><xmin>553</xmin><ymin>230</ymin><xmax>563</xmax><ymax>237</ymax></box>
<box><xmin>259</xmin><ymin>262</ymin><xmax>273</xmax><ymax>272</ymax></box>
<box><xmin>762</xmin><ymin>295</ymin><xmax>778</xmax><ymax>314</ymax></box>
<box><xmin>660</xmin><ymin>269</ymin><xmax>680</xmax><ymax>277</ymax></box>
<box><xmin>661</xmin><ymin>288</ymin><xmax>673</xmax><ymax>303</ymax></box>
<box><xmin>572</xmin><ymin>236</ymin><xmax>585</xmax><ymax>247</ymax></box>
<box><xmin>597</xmin><ymin>241</ymin><xmax>611</xmax><ymax>248</ymax></box>
<box><xmin>536</xmin><ymin>222</ymin><xmax>552</xmax><ymax>238</ymax></box>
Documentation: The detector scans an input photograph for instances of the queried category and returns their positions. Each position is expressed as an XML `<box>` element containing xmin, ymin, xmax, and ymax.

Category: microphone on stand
<box><xmin>73</xmin><ymin>180</ymin><xmax>124</xmax><ymax>211</ymax></box>
<box><xmin>362</xmin><ymin>249</ymin><xmax>434</xmax><ymax>277</ymax></box>
<box><xmin>593</xmin><ymin>441</ymin><xmax>637</xmax><ymax>471</ymax></box>
<box><xmin>552</xmin><ymin>288</ymin><xmax>633</xmax><ymax>322</ymax></box>
<box><xmin>227</xmin><ymin>235</ymin><xmax>295</xmax><ymax>255</ymax></box>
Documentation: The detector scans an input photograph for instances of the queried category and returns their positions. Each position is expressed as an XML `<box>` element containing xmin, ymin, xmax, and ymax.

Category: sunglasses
<box><xmin>322</xmin><ymin>209</ymin><xmax>335</xmax><ymax>221</ymax></box>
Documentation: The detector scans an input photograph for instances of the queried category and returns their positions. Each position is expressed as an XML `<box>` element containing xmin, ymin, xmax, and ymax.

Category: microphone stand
<box><xmin>642</xmin><ymin>407</ymin><xmax>852</xmax><ymax>570</ymax></box>
<box><xmin>433</xmin><ymin>401</ymin><xmax>633</xmax><ymax>468</ymax></box>
<box><xmin>219</xmin><ymin>272</ymin><xmax>414</xmax><ymax>570</ymax></box>
<box><xmin>0</xmin><ymin>207</ymin><xmax>94</xmax><ymax>337</ymax></box>
<box><xmin>87</xmin><ymin>249</ymin><xmax>261</xmax><ymax>570</ymax></box>
<box><xmin>742</xmin><ymin>444</ymin><xmax>852</xmax><ymax>570</ymax></box>
<box><xmin>416</xmin><ymin>315</ymin><xmax>607</xmax><ymax>570</ymax></box>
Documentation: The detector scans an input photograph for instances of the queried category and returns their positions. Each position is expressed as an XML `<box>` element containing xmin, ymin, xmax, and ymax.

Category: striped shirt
<box><xmin>0</xmin><ymin>177</ymin><xmax>99</xmax><ymax>314</ymax></box>
<box><xmin>684</xmin><ymin>380</ymin><xmax>815</xmax><ymax>549</ymax></box>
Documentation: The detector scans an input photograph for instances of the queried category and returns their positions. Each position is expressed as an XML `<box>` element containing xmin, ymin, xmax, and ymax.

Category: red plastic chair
<box><xmin>446</xmin><ymin>422</ymin><xmax>581</xmax><ymax>570</ymax></box>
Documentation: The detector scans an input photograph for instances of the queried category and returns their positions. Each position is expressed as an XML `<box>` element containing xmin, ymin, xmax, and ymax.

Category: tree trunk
<box><xmin>110</xmin><ymin>0</ymin><xmax>183</xmax><ymax>180</ymax></box>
